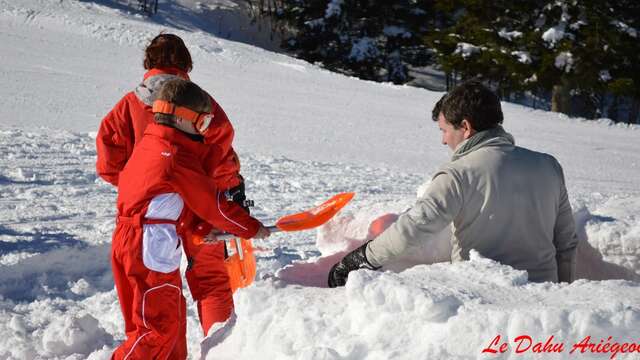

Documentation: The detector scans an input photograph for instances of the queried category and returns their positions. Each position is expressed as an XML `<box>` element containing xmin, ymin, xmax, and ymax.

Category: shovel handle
<box><xmin>201</xmin><ymin>192</ymin><xmax>354</xmax><ymax>244</ymax></box>
<box><xmin>207</xmin><ymin>225</ymin><xmax>280</xmax><ymax>242</ymax></box>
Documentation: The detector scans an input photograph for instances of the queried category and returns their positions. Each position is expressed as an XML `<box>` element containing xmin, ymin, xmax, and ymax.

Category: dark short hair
<box><xmin>144</xmin><ymin>33</ymin><xmax>193</xmax><ymax>72</ymax></box>
<box><xmin>154</xmin><ymin>79</ymin><xmax>210</xmax><ymax>124</ymax></box>
<box><xmin>431</xmin><ymin>93</ymin><xmax>447</xmax><ymax>121</ymax></box>
<box><xmin>433</xmin><ymin>81</ymin><xmax>503</xmax><ymax>131</ymax></box>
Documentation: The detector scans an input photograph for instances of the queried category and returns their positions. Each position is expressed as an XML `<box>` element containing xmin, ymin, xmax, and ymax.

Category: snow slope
<box><xmin>0</xmin><ymin>1</ymin><xmax>639</xmax><ymax>359</ymax></box>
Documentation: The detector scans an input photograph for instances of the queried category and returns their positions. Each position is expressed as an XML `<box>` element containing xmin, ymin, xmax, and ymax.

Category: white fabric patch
<box><xmin>146</xmin><ymin>193</ymin><xmax>183</xmax><ymax>220</ymax></box>
<box><xmin>142</xmin><ymin>224</ymin><xmax>182</xmax><ymax>273</ymax></box>
<box><xmin>142</xmin><ymin>193</ymin><xmax>184</xmax><ymax>273</ymax></box>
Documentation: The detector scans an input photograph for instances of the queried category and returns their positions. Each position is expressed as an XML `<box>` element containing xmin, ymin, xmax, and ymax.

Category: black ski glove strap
<box><xmin>328</xmin><ymin>241</ymin><xmax>381</xmax><ymax>288</ymax></box>
<box><xmin>224</xmin><ymin>181</ymin><xmax>253</xmax><ymax>214</ymax></box>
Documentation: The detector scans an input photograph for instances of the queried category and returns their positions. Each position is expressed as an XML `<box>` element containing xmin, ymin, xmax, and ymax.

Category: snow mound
<box><xmin>583</xmin><ymin>197</ymin><xmax>640</xmax><ymax>272</ymax></box>
<box><xmin>41</xmin><ymin>314</ymin><xmax>111</xmax><ymax>356</ymax></box>
<box><xmin>0</xmin><ymin>293</ymin><xmax>118</xmax><ymax>359</ymax></box>
<box><xmin>215</xmin><ymin>253</ymin><xmax>640</xmax><ymax>359</ymax></box>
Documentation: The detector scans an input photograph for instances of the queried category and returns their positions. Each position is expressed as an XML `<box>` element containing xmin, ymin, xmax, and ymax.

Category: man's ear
<box><xmin>461</xmin><ymin>119</ymin><xmax>476</xmax><ymax>139</ymax></box>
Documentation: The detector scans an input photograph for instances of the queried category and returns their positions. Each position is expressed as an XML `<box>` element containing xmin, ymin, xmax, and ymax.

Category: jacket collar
<box><xmin>135</xmin><ymin>68</ymin><xmax>191</xmax><ymax>107</ymax></box>
<box><xmin>451</xmin><ymin>126</ymin><xmax>515</xmax><ymax>161</ymax></box>
<box><xmin>143</xmin><ymin>67</ymin><xmax>190</xmax><ymax>81</ymax></box>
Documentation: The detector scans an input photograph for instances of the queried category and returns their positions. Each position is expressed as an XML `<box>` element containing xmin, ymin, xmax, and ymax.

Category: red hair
<box><xmin>143</xmin><ymin>33</ymin><xmax>193</xmax><ymax>72</ymax></box>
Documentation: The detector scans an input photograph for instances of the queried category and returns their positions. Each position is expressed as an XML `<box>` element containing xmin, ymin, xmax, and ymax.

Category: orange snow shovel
<box><xmin>196</xmin><ymin>192</ymin><xmax>355</xmax><ymax>292</ymax></box>
<box><xmin>224</xmin><ymin>237</ymin><xmax>257</xmax><ymax>293</ymax></box>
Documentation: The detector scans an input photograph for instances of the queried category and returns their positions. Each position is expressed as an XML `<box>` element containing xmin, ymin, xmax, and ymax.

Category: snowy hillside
<box><xmin>1</xmin><ymin>1</ymin><xmax>639</xmax><ymax>359</ymax></box>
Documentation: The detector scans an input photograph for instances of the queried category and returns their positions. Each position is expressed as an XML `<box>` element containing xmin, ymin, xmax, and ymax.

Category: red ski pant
<box><xmin>111</xmin><ymin>222</ymin><xmax>187</xmax><ymax>360</ymax></box>
<box><xmin>182</xmin><ymin>237</ymin><xmax>234</xmax><ymax>336</ymax></box>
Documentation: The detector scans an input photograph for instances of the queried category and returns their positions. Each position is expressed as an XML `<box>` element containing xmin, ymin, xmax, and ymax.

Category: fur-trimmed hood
<box><xmin>134</xmin><ymin>68</ymin><xmax>189</xmax><ymax>106</ymax></box>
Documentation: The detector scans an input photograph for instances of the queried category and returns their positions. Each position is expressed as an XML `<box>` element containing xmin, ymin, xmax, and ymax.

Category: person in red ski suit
<box><xmin>96</xmin><ymin>34</ymin><xmax>249</xmax><ymax>342</ymax></box>
<box><xmin>110</xmin><ymin>78</ymin><xmax>270</xmax><ymax>359</ymax></box>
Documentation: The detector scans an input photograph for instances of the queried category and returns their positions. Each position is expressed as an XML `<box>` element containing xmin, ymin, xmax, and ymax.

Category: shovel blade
<box><xmin>275</xmin><ymin>192</ymin><xmax>355</xmax><ymax>231</ymax></box>
<box><xmin>225</xmin><ymin>238</ymin><xmax>256</xmax><ymax>293</ymax></box>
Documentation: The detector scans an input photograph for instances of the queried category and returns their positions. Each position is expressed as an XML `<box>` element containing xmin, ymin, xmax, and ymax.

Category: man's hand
<box><xmin>253</xmin><ymin>225</ymin><xmax>271</xmax><ymax>239</ymax></box>
<box><xmin>328</xmin><ymin>241</ymin><xmax>381</xmax><ymax>288</ymax></box>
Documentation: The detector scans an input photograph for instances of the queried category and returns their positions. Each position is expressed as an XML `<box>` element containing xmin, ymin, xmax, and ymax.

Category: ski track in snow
<box><xmin>1</xmin><ymin>0</ymin><xmax>640</xmax><ymax>359</ymax></box>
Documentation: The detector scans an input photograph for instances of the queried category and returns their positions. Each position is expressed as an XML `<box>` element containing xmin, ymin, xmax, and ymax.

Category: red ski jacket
<box><xmin>96</xmin><ymin>68</ymin><xmax>241</xmax><ymax>189</ymax></box>
<box><xmin>117</xmin><ymin>123</ymin><xmax>260</xmax><ymax>239</ymax></box>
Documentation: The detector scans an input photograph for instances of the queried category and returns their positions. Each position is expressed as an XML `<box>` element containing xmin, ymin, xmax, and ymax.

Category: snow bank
<box><xmin>575</xmin><ymin>198</ymin><xmax>640</xmax><ymax>281</ymax></box>
<box><xmin>0</xmin><ymin>293</ymin><xmax>117</xmax><ymax>359</ymax></box>
<box><xmin>217</xmin><ymin>252</ymin><xmax>640</xmax><ymax>359</ymax></box>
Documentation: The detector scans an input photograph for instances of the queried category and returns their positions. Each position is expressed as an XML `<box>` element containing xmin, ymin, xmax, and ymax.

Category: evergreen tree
<box><xmin>427</xmin><ymin>1</ymin><xmax>538</xmax><ymax>95</ymax></box>
<box><xmin>428</xmin><ymin>0</ymin><xmax>640</xmax><ymax>121</ymax></box>
<box><xmin>271</xmin><ymin>0</ymin><xmax>639</xmax><ymax>121</ymax></box>
<box><xmin>604</xmin><ymin>0</ymin><xmax>640</xmax><ymax>123</ymax></box>
<box><xmin>277</xmin><ymin>0</ymin><xmax>435</xmax><ymax>83</ymax></box>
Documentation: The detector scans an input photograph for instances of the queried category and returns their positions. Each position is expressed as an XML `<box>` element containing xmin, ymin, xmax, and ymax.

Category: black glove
<box><xmin>328</xmin><ymin>241</ymin><xmax>381</xmax><ymax>288</ymax></box>
<box><xmin>224</xmin><ymin>181</ymin><xmax>253</xmax><ymax>214</ymax></box>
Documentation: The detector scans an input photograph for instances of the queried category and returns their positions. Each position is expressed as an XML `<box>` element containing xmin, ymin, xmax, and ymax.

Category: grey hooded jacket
<box><xmin>366</xmin><ymin>126</ymin><xmax>577</xmax><ymax>283</ymax></box>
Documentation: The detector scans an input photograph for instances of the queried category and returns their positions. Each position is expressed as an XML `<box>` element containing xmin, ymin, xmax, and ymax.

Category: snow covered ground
<box><xmin>0</xmin><ymin>0</ymin><xmax>639</xmax><ymax>359</ymax></box>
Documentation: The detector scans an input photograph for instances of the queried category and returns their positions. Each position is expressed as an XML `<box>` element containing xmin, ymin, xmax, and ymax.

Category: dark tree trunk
<box><xmin>629</xmin><ymin>97</ymin><xmax>640</xmax><ymax>124</ymax></box>
<box><xmin>551</xmin><ymin>82</ymin><xmax>571</xmax><ymax>115</ymax></box>
<box><xmin>608</xmin><ymin>95</ymin><xmax>619</xmax><ymax>122</ymax></box>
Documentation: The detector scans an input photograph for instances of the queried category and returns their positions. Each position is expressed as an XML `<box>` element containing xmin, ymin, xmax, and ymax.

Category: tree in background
<box><xmin>428</xmin><ymin>0</ymin><xmax>639</xmax><ymax>122</ymax></box>
<box><xmin>604</xmin><ymin>0</ymin><xmax>640</xmax><ymax>124</ymax></box>
<box><xmin>426</xmin><ymin>1</ymin><xmax>540</xmax><ymax>96</ymax></box>
<box><xmin>274</xmin><ymin>0</ymin><xmax>434</xmax><ymax>83</ymax></box>
<box><xmin>256</xmin><ymin>0</ymin><xmax>639</xmax><ymax>122</ymax></box>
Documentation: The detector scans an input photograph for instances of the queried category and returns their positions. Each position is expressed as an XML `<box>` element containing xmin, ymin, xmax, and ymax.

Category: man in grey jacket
<box><xmin>328</xmin><ymin>81</ymin><xmax>577</xmax><ymax>287</ymax></box>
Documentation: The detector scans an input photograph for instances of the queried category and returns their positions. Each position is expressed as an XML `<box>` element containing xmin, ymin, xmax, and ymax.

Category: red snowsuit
<box><xmin>111</xmin><ymin>123</ymin><xmax>260</xmax><ymax>359</ymax></box>
<box><xmin>96</xmin><ymin>68</ymin><xmax>243</xmax><ymax>338</ymax></box>
<box><xmin>96</xmin><ymin>68</ymin><xmax>241</xmax><ymax>189</ymax></box>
